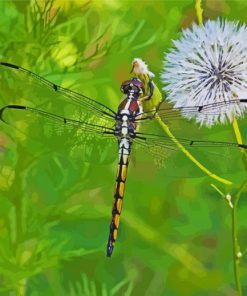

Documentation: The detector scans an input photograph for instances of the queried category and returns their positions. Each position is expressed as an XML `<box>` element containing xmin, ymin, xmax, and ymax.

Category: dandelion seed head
<box><xmin>162</xmin><ymin>19</ymin><xmax>247</xmax><ymax>126</ymax></box>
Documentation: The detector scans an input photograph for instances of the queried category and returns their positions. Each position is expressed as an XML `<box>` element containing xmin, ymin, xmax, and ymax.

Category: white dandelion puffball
<box><xmin>161</xmin><ymin>19</ymin><xmax>247</xmax><ymax>126</ymax></box>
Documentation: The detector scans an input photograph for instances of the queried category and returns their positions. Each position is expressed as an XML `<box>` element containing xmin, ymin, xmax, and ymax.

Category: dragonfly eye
<box><xmin>120</xmin><ymin>78</ymin><xmax>144</xmax><ymax>95</ymax></box>
<box><xmin>120</xmin><ymin>83</ymin><xmax>131</xmax><ymax>94</ymax></box>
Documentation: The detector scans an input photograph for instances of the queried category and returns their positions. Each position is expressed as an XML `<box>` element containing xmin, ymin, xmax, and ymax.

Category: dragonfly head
<box><xmin>120</xmin><ymin>77</ymin><xmax>144</xmax><ymax>96</ymax></box>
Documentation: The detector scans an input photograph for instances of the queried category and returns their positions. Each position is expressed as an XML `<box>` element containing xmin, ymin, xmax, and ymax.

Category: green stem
<box><xmin>232</xmin><ymin>204</ymin><xmax>242</xmax><ymax>296</ymax></box>
<box><xmin>231</xmin><ymin>110</ymin><xmax>247</xmax><ymax>296</ymax></box>
<box><xmin>232</xmin><ymin>118</ymin><xmax>247</xmax><ymax>171</ymax></box>
<box><xmin>195</xmin><ymin>0</ymin><xmax>203</xmax><ymax>26</ymax></box>
<box><xmin>231</xmin><ymin>180</ymin><xmax>247</xmax><ymax>296</ymax></box>
<box><xmin>210</xmin><ymin>184</ymin><xmax>225</xmax><ymax>198</ymax></box>
<box><xmin>156</xmin><ymin>115</ymin><xmax>232</xmax><ymax>185</ymax></box>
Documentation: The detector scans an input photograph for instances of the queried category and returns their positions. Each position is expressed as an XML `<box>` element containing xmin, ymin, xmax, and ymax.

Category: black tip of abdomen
<box><xmin>106</xmin><ymin>242</ymin><xmax>114</xmax><ymax>257</ymax></box>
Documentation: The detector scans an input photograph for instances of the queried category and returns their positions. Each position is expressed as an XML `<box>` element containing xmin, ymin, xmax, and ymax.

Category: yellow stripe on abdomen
<box><xmin>106</xmin><ymin>149</ymin><xmax>130</xmax><ymax>257</ymax></box>
<box><xmin>121</xmin><ymin>165</ymin><xmax>127</xmax><ymax>181</ymax></box>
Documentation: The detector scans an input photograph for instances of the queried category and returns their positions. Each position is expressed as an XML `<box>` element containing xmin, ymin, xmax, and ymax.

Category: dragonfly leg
<box><xmin>139</xmin><ymin>79</ymin><xmax>154</xmax><ymax>102</ymax></box>
<box><xmin>148</xmin><ymin>79</ymin><xmax>154</xmax><ymax>99</ymax></box>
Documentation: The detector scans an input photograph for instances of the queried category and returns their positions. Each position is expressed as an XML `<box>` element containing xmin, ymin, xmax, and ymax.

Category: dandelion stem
<box><xmin>195</xmin><ymin>0</ymin><xmax>203</xmax><ymax>26</ymax></box>
<box><xmin>231</xmin><ymin>179</ymin><xmax>247</xmax><ymax>296</ymax></box>
<box><xmin>232</xmin><ymin>118</ymin><xmax>247</xmax><ymax>170</ymax></box>
<box><xmin>232</xmin><ymin>118</ymin><xmax>243</xmax><ymax>145</ymax></box>
<box><xmin>155</xmin><ymin>115</ymin><xmax>232</xmax><ymax>185</ymax></box>
<box><xmin>232</xmin><ymin>204</ymin><xmax>242</xmax><ymax>296</ymax></box>
<box><xmin>231</xmin><ymin>119</ymin><xmax>247</xmax><ymax>295</ymax></box>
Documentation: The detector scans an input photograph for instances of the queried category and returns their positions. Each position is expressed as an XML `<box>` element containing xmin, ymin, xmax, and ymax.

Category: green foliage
<box><xmin>0</xmin><ymin>0</ymin><xmax>247</xmax><ymax>295</ymax></box>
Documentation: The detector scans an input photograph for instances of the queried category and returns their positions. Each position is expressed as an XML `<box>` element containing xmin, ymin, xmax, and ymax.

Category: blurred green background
<box><xmin>1</xmin><ymin>0</ymin><xmax>247</xmax><ymax>295</ymax></box>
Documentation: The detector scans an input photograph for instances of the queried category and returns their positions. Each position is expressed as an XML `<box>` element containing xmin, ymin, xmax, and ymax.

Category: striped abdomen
<box><xmin>106</xmin><ymin>139</ymin><xmax>131</xmax><ymax>257</ymax></box>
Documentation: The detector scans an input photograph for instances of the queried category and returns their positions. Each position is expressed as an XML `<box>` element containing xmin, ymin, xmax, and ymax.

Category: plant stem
<box><xmin>232</xmin><ymin>118</ymin><xmax>243</xmax><ymax>145</ymax></box>
<box><xmin>232</xmin><ymin>118</ymin><xmax>247</xmax><ymax>171</ymax></box>
<box><xmin>231</xmin><ymin>179</ymin><xmax>247</xmax><ymax>296</ymax></box>
<box><xmin>195</xmin><ymin>0</ymin><xmax>203</xmax><ymax>26</ymax></box>
<box><xmin>232</xmin><ymin>204</ymin><xmax>242</xmax><ymax>296</ymax></box>
<box><xmin>210</xmin><ymin>183</ymin><xmax>225</xmax><ymax>198</ymax></box>
<box><xmin>156</xmin><ymin>115</ymin><xmax>232</xmax><ymax>185</ymax></box>
<box><xmin>231</xmin><ymin>118</ymin><xmax>247</xmax><ymax>296</ymax></box>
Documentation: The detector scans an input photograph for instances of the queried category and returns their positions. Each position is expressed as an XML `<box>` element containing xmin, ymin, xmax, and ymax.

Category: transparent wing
<box><xmin>0</xmin><ymin>105</ymin><xmax>115</xmax><ymax>135</ymax></box>
<box><xmin>1</xmin><ymin>104</ymin><xmax>246</xmax><ymax>177</ymax></box>
<box><xmin>135</xmin><ymin>131</ymin><xmax>246</xmax><ymax>149</ymax></box>
<box><xmin>133</xmin><ymin>131</ymin><xmax>247</xmax><ymax>178</ymax></box>
<box><xmin>0</xmin><ymin>62</ymin><xmax>120</xmax><ymax>164</ymax></box>
<box><xmin>0</xmin><ymin>62</ymin><xmax>116</xmax><ymax>122</ymax></box>
<box><xmin>135</xmin><ymin>99</ymin><xmax>247</xmax><ymax>124</ymax></box>
<box><xmin>0</xmin><ymin>104</ymin><xmax>119</xmax><ymax>165</ymax></box>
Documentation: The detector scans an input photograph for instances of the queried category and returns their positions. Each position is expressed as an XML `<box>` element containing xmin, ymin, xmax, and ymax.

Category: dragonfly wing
<box><xmin>1</xmin><ymin>104</ymin><xmax>118</xmax><ymax>165</ymax></box>
<box><xmin>136</xmin><ymin>99</ymin><xmax>247</xmax><ymax>125</ymax></box>
<box><xmin>133</xmin><ymin>131</ymin><xmax>247</xmax><ymax>178</ymax></box>
<box><xmin>0</xmin><ymin>62</ymin><xmax>116</xmax><ymax>122</ymax></box>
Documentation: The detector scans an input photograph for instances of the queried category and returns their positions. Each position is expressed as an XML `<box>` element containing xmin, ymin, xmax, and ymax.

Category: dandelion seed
<box><xmin>162</xmin><ymin>19</ymin><xmax>247</xmax><ymax>126</ymax></box>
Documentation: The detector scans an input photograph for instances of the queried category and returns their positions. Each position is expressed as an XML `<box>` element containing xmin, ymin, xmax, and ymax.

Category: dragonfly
<box><xmin>1</xmin><ymin>62</ymin><xmax>247</xmax><ymax>257</ymax></box>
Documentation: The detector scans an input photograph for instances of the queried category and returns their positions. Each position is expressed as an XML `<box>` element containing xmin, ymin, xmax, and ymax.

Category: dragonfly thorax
<box><xmin>122</xmin><ymin>114</ymin><xmax>128</xmax><ymax>121</ymax></box>
<box><xmin>114</xmin><ymin>112</ymin><xmax>136</xmax><ymax>139</ymax></box>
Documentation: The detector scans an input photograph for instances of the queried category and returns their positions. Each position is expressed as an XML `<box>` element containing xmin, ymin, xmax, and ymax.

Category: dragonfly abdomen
<box><xmin>106</xmin><ymin>138</ymin><xmax>131</xmax><ymax>257</ymax></box>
